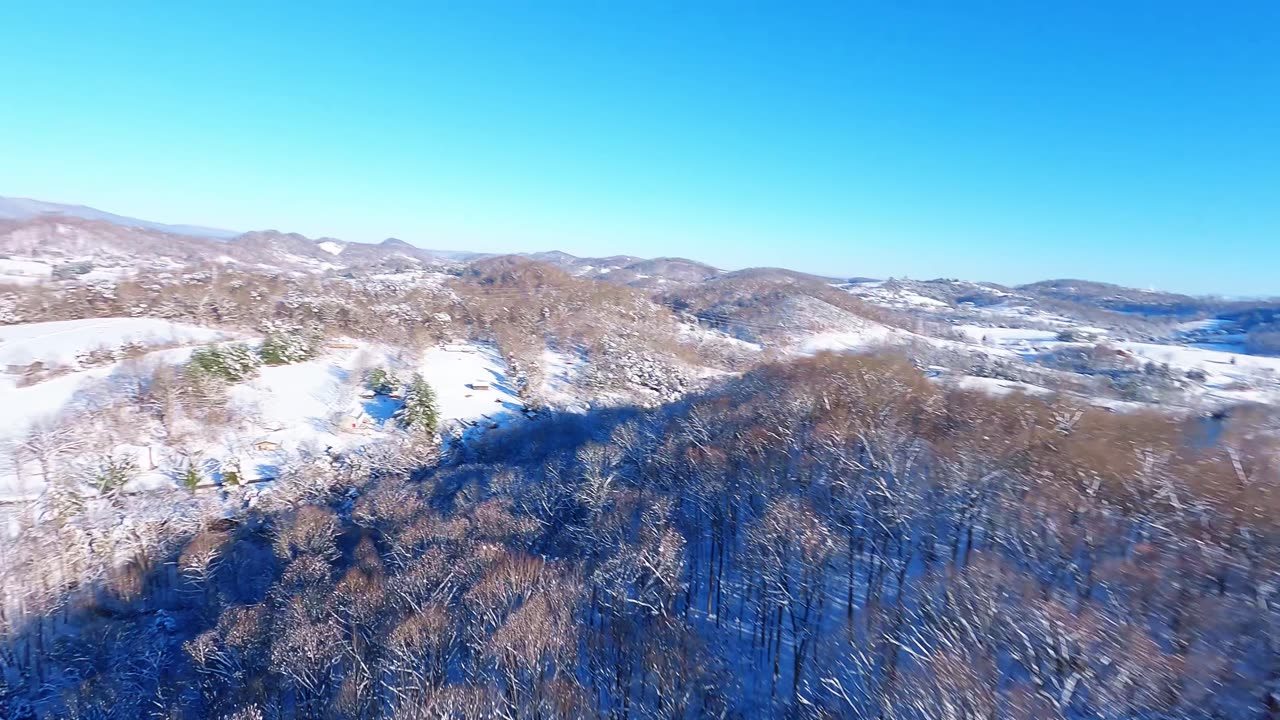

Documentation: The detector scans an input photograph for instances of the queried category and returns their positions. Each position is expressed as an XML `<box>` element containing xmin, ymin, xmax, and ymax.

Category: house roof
<box><xmin>254</xmin><ymin>432</ymin><xmax>286</xmax><ymax>447</ymax></box>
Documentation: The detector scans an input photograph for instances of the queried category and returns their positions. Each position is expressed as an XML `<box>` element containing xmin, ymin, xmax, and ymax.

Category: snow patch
<box><xmin>0</xmin><ymin>318</ymin><xmax>235</xmax><ymax>370</ymax></box>
<box><xmin>539</xmin><ymin>348</ymin><xmax>589</xmax><ymax>412</ymax></box>
<box><xmin>0</xmin><ymin>258</ymin><xmax>53</xmax><ymax>281</ymax></box>
<box><xmin>950</xmin><ymin>375</ymin><xmax>1053</xmax><ymax>397</ymax></box>
<box><xmin>798</xmin><ymin>326</ymin><xmax>896</xmax><ymax>355</ymax></box>
<box><xmin>418</xmin><ymin>346</ymin><xmax>522</xmax><ymax>425</ymax></box>
<box><xmin>956</xmin><ymin>325</ymin><xmax>1060</xmax><ymax>346</ymax></box>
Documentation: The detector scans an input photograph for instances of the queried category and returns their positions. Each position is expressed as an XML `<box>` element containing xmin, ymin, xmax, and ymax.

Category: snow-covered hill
<box><xmin>0</xmin><ymin>326</ymin><xmax>543</xmax><ymax>500</ymax></box>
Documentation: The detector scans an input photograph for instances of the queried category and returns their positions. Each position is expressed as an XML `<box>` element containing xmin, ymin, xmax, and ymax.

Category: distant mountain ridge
<box><xmin>0</xmin><ymin>195</ymin><xmax>737</xmax><ymax>287</ymax></box>
<box><xmin>0</xmin><ymin>196</ymin><xmax>240</xmax><ymax>239</ymax></box>
<box><xmin>0</xmin><ymin>215</ymin><xmax>443</xmax><ymax>275</ymax></box>
<box><xmin>3</xmin><ymin>195</ymin><xmax>1271</xmax><ymax>305</ymax></box>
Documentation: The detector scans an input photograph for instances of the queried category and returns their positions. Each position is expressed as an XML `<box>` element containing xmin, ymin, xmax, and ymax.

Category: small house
<box><xmin>253</xmin><ymin>439</ymin><xmax>282</xmax><ymax>452</ymax></box>
<box><xmin>470</xmin><ymin>379</ymin><xmax>491</xmax><ymax>391</ymax></box>
<box><xmin>337</xmin><ymin>412</ymin><xmax>373</xmax><ymax>433</ymax></box>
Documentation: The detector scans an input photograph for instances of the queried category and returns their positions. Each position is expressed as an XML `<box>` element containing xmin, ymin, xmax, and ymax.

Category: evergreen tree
<box><xmin>258</xmin><ymin>326</ymin><xmax>322</xmax><ymax>366</ymax></box>
<box><xmin>394</xmin><ymin>372</ymin><xmax>439</xmax><ymax>433</ymax></box>
<box><xmin>220</xmin><ymin>342</ymin><xmax>263</xmax><ymax>379</ymax></box>
<box><xmin>188</xmin><ymin>342</ymin><xmax>261</xmax><ymax>381</ymax></box>
<box><xmin>45</xmin><ymin>478</ymin><xmax>85</xmax><ymax>528</ymax></box>
<box><xmin>364</xmin><ymin>367</ymin><xmax>398</xmax><ymax>395</ymax></box>
<box><xmin>182</xmin><ymin>464</ymin><xmax>202</xmax><ymax>492</ymax></box>
<box><xmin>94</xmin><ymin>454</ymin><xmax>137</xmax><ymax>495</ymax></box>
<box><xmin>220</xmin><ymin>456</ymin><xmax>243</xmax><ymax>486</ymax></box>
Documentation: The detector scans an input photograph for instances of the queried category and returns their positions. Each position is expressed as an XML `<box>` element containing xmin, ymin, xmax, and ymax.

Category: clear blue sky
<box><xmin>2</xmin><ymin>2</ymin><xmax>1276</xmax><ymax>295</ymax></box>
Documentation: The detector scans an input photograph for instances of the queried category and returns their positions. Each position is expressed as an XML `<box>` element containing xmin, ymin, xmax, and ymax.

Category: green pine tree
<box><xmin>395</xmin><ymin>373</ymin><xmax>440</xmax><ymax>433</ymax></box>
<box><xmin>188</xmin><ymin>343</ymin><xmax>260</xmax><ymax>381</ymax></box>
<box><xmin>365</xmin><ymin>367</ymin><xmax>398</xmax><ymax>395</ymax></box>
<box><xmin>95</xmin><ymin>455</ymin><xmax>137</xmax><ymax>495</ymax></box>
<box><xmin>182</xmin><ymin>464</ymin><xmax>202</xmax><ymax>492</ymax></box>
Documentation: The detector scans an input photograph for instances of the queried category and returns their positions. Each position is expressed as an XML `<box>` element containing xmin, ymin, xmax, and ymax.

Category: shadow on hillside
<box><xmin>0</xmin><ymin>401</ymin><xmax>654</xmax><ymax>715</ymax></box>
<box><xmin>443</xmin><ymin>404</ymin><xmax>649</xmax><ymax>469</ymax></box>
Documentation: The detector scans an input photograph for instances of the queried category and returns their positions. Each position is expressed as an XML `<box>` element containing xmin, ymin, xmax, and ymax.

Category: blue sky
<box><xmin>1</xmin><ymin>2</ymin><xmax>1276</xmax><ymax>295</ymax></box>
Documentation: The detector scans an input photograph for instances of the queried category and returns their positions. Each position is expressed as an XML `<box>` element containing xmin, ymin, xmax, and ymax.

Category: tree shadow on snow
<box><xmin>0</xmin><ymin>399</ymin><xmax>660</xmax><ymax>716</ymax></box>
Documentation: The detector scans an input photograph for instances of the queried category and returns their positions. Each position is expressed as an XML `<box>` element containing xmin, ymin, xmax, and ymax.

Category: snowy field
<box><xmin>0</xmin><ymin>257</ymin><xmax>53</xmax><ymax>285</ymax></box>
<box><xmin>418</xmin><ymin>346</ymin><xmax>523</xmax><ymax>424</ymax></box>
<box><xmin>797</xmin><ymin>326</ymin><xmax>896</xmax><ymax>355</ymax></box>
<box><xmin>957</xmin><ymin>326</ymin><xmax>1280</xmax><ymax>408</ymax></box>
<box><xmin>0</xmin><ymin>319</ymin><xmax>241</xmax><ymax>448</ymax></box>
<box><xmin>797</xmin><ymin>321</ymin><xmax>1017</xmax><ymax>359</ymax></box>
<box><xmin>955</xmin><ymin>325</ymin><xmax>1061</xmax><ymax>346</ymax></box>
<box><xmin>0</xmin><ymin>317</ymin><xmax>233</xmax><ymax>371</ymax></box>
<box><xmin>949</xmin><ymin>375</ymin><xmax>1053</xmax><ymax>397</ymax></box>
<box><xmin>799</xmin><ymin>314</ymin><xmax>1280</xmax><ymax>411</ymax></box>
<box><xmin>1116</xmin><ymin>341</ymin><xmax>1280</xmax><ymax>406</ymax></box>
<box><xmin>0</xmin><ymin>318</ymin><xmax>526</xmax><ymax>500</ymax></box>
<box><xmin>0</xmin><ymin>319</ymin><xmax>240</xmax><ymax>500</ymax></box>
<box><xmin>976</xmin><ymin>304</ymin><xmax>1077</xmax><ymax>326</ymax></box>
<box><xmin>218</xmin><ymin>343</ymin><xmax>523</xmax><ymax>481</ymax></box>
<box><xmin>0</xmin><ymin>345</ymin><xmax>208</xmax><ymax>446</ymax></box>
<box><xmin>838</xmin><ymin>282</ymin><xmax>952</xmax><ymax>310</ymax></box>
<box><xmin>1115</xmin><ymin>341</ymin><xmax>1280</xmax><ymax>377</ymax></box>
<box><xmin>539</xmin><ymin>347</ymin><xmax>590</xmax><ymax>412</ymax></box>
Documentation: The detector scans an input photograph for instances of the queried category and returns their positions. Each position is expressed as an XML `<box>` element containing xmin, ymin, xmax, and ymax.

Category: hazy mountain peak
<box><xmin>0</xmin><ymin>195</ymin><xmax>238</xmax><ymax>239</ymax></box>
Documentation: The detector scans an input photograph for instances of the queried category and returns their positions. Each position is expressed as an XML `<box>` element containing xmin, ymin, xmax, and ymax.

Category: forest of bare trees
<box><xmin>1</xmin><ymin>350</ymin><xmax>1275</xmax><ymax>718</ymax></box>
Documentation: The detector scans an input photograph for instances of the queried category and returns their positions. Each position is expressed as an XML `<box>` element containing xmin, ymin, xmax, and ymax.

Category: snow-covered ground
<box><xmin>976</xmin><ymin>304</ymin><xmax>1076</xmax><ymax>326</ymax></box>
<box><xmin>418</xmin><ymin>346</ymin><xmax>522</xmax><ymax>424</ymax></box>
<box><xmin>798</xmin><ymin>310</ymin><xmax>1280</xmax><ymax>411</ymax></box>
<box><xmin>797</xmin><ymin>320</ymin><xmax>1016</xmax><ymax>360</ymax></box>
<box><xmin>1115</xmin><ymin>341</ymin><xmax>1280</xmax><ymax>377</ymax></box>
<box><xmin>0</xmin><ymin>318</ymin><xmax>243</xmax><ymax>500</ymax></box>
<box><xmin>0</xmin><ymin>345</ymin><xmax>208</xmax><ymax>445</ymax></box>
<box><xmin>0</xmin><ymin>257</ymin><xmax>53</xmax><ymax>284</ymax></box>
<box><xmin>955</xmin><ymin>323</ymin><xmax>1280</xmax><ymax>407</ymax></box>
<box><xmin>676</xmin><ymin>321</ymin><xmax>765</xmax><ymax>354</ymax></box>
<box><xmin>0</xmin><ymin>325</ymin><xmax>526</xmax><ymax>500</ymax></box>
<box><xmin>221</xmin><ymin>343</ymin><xmax>522</xmax><ymax>480</ymax></box>
<box><xmin>956</xmin><ymin>325</ymin><xmax>1061</xmax><ymax>346</ymax></box>
<box><xmin>0</xmin><ymin>318</ymin><xmax>242</xmax><ymax>449</ymax></box>
<box><xmin>949</xmin><ymin>375</ymin><xmax>1053</xmax><ymax>397</ymax></box>
<box><xmin>797</xmin><ymin>326</ymin><xmax>896</xmax><ymax>355</ymax></box>
<box><xmin>838</xmin><ymin>282</ymin><xmax>956</xmax><ymax>312</ymax></box>
<box><xmin>1115</xmin><ymin>341</ymin><xmax>1280</xmax><ymax>407</ymax></box>
<box><xmin>0</xmin><ymin>317</ymin><xmax>233</xmax><ymax>371</ymax></box>
<box><xmin>539</xmin><ymin>347</ymin><xmax>590</xmax><ymax>412</ymax></box>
